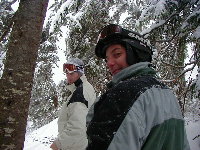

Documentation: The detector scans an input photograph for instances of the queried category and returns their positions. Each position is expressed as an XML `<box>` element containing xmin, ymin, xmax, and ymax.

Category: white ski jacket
<box><xmin>54</xmin><ymin>74</ymin><xmax>96</xmax><ymax>150</ymax></box>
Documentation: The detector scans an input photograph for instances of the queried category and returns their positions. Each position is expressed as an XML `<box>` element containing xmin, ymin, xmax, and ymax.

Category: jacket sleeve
<box><xmin>55</xmin><ymin>102</ymin><xmax>88</xmax><ymax>150</ymax></box>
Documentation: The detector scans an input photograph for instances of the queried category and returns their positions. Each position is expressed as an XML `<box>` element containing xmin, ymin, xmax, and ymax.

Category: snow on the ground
<box><xmin>186</xmin><ymin>120</ymin><xmax>200</xmax><ymax>150</ymax></box>
<box><xmin>24</xmin><ymin>119</ymin><xmax>58</xmax><ymax>150</ymax></box>
<box><xmin>23</xmin><ymin>119</ymin><xmax>200</xmax><ymax>150</ymax></box>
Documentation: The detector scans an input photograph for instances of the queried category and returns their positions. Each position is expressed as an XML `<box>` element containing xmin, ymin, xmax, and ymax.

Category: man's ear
<box><xmin>125</xmin><ymin>43</ymin><xmax>139</xmax><ymax>65</ymax></box>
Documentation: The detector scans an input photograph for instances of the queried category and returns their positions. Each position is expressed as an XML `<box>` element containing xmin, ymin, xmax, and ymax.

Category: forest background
<box><xmin>0</xmin><ymin>0</ymin><xmax>199</xmax><ymax>149</ymax></box>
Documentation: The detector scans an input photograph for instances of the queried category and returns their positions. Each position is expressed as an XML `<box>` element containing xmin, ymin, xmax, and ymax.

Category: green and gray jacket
<box><xmin>87</xmin><ymin>62</ymin><xmax>190</xmax><ymax>150</ymax></box>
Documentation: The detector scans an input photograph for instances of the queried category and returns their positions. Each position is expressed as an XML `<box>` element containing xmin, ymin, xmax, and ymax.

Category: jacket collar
<box><xmin>66</xmin><ymin>74</ymin><xmax>86</xmax><ymax>92</ymax></box>
<box><xmin>107</xmin><ymin>62</ymin><xmax>156</xmax><ymax>88</ymax></box>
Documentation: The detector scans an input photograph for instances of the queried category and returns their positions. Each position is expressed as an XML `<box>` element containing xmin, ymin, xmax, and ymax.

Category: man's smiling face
<box><xmin>105</xmin><ymin>44</ymin><xmax>129</xmax><ymax>75</ymax></box>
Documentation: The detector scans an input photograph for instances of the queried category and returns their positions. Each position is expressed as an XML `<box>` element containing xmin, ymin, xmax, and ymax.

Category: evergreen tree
<box><xmin>132</xmin><ymin>0</ymin><xmax>199</xmax><ymax>115</ymax></box>
<box><xmin>28</xmin><ymin>27</ymin><xmax>59</xmax><ymax>129</ymax></box>
<box><xmin>0</xmin><ymin>0</ymin><xmax>16</xmax><ymax>76</ymax></box>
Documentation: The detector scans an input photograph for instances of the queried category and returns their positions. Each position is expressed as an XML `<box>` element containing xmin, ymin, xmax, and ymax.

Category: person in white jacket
<box><xmin>50</xmin><ymin>58</ymin><xmax>96</xmax><ymax>150</ymax></box>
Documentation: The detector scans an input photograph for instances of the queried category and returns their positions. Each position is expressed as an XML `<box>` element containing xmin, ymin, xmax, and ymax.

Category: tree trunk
<box><xmin>0</xmin><ymin>0</ymin><xmax>49</xmax><ymax>149</ymax></box>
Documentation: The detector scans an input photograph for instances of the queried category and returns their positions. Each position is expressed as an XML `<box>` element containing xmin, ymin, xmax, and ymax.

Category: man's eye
<box><xmin>114</xmin><ymin>52</ymin><xmax>121</xmax><ymax>58</ymax></box>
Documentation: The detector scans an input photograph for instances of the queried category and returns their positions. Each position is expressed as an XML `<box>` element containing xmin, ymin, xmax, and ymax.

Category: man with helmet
<box><xmin>86</xmin><ymin>24</ymin><xmax>190</xmax><ymax>150</ymax></box>
<box><xmin>50</xmin><ymin>58</ymin><xmax>96</xmax><ymax>150</ymax></box>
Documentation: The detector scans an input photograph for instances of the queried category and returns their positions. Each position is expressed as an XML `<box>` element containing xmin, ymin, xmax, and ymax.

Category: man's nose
<box><xmin>106</xmin><ymin>57</ymin><xmax>115</xmax><ymax>67</ymax></box>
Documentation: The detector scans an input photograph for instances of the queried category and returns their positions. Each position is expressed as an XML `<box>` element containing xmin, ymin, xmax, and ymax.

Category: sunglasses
<box><xmin>97</xmin><ymin>24</ymin><xmax>122</xmax><ymax>42</ymax></box>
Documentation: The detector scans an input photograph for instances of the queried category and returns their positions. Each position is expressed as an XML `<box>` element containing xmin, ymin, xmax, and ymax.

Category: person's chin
<box><xmin>112</xmin><ymin>70</ymin><xmax>120</xmax><ymax>75</ymax></box>
<box><xmin>67</xmin><ymin>81</ymin><xmax>73</xmax><ymax>85</ymax></box>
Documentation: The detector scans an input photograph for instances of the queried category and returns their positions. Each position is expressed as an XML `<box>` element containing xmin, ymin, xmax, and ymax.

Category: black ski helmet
<box><xmin>95</xmin><ymin>24</ymin><xmax>153</xmax><ymax>65</ymax></box>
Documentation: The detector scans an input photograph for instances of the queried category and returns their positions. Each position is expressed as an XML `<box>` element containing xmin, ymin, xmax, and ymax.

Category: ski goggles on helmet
<box><xmin>63</xmin><ymin>63</ymin><xmax>83</xmax><ymax>74</ymax></box>
<box><xmin>97</xmin><ymin>24</ymin><xmax>122</xmax><ymax>42</ymax></box>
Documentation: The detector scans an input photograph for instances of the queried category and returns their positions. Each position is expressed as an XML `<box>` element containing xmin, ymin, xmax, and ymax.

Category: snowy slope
<box><xmin>24</xmin><ymin>119</ymin><xmax>200</xmax><ymax>150</ymax></box>
<box><xmin>186</xmin><ymin>120</ymin><xmax>200</xmax><ymax>150</ymax></box>
<box><xmin>24</xmin><ymin>119</ymin><xmax>58</xmax><ymax>150</ymax></box>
